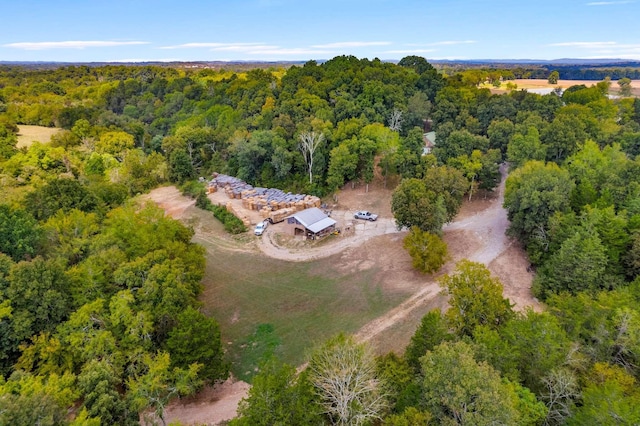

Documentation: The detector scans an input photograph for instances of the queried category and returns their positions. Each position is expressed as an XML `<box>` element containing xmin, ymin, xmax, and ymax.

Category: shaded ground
<box><xmin>144</xmin><ymin>167</ymin><xmax>540</xmax><ymax>425</ymax></box>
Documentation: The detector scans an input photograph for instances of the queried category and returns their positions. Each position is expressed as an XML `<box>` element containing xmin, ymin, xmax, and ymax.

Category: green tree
<box><xmin>439</xmin><ymin>260</ymin><xmax>514</xmax><ymax>337</ymax></box>
<box><xmin>0</xmin><ymin>205</ymin><xmax>42</xmax><ymax>262</ymax></box>
<box><xmin>503</xmin><ymin>161</ymin><xmax>575</xmax><ymax>261</ymax></box>
<box><xmin>487</xmin><ymin>118</ymin><xmax>515</xmax><ymax>156</ymax></box>
<box><xmin>165</xmin><ymin>307</ymin><xmax>228</xmax><ymax>383</ymax></box>
<box><xmin>404</xmin><ymin>309</ymin><xmax>452</xmax><ymax>373</ymax></box>
<box><xmin>618</xmin><ymin>77</ymin><xmax>633</xmax><ymax>97</ymax></box>
<box><xmin>232</xmin><ymin>358</ymin><xmax>321</xmax><ymax>425</ymax></box>
<box><xmin>391</xmin><ymin>178</ymin><xmax>447</xmax><ymax>234</ymax></box>
<box><xmin>506</xmin><ymin>127</ymin><xmax>546</xmax><ymax>170</ymax></box>
<box><xmin>403</xmin><ymin>228</ymin><xmax>448</xmax><ymax>274</ymax></box>
<box><xmin>42</xmin><ymin>209</ymin><xmax>100</xmax><ymax>266</ymax></box>
<box><xmin>570</xmin><ymin>363</ymin><xmax>640</xmax><ymax>425</ymax></box>
<box><xmin>95</xmin><ymin>130</ymin><xmax>135</xmax><ymax>160</ymax></box>
<box><xmin>548</xmin><ymin>71</ymin><xmax>560</xmax><ymax>85</ymax></box>
<box><xmin>6</xmin><ymin>257</ymin><xmax>72</xmax><ymax>341</ymax></box>
<box><xmin>541</xmin><ymin>113</ymin><xmax>588</xmax><ymax>162</ymax></box>
<box><xmin>536</xmin><ymin>229</ymin><xmax>609</xmax><ymax>297</ymax></box>
<box><xmin>78</xmin><ymin>359</ymin><xmax>135</xmax><ymax>425</ymax></box>
<box><xmin>420</xmin><ymin>341</ymin><xmax>520</xmax><ymax>425</ymax></box>
<box><xmin>422</xmin><ymin>165</ymin><xmax>467</xmax><ymax>221</ymax></box>
<box><xmin>24</xmin><ymin>178</ymin><xmax>101</xmax><ymax>221</ymax></box>
<box><xmin>127</xmin><ymin>351</ymin><xmax>202</xmax><ymax>426</ymax></box>
<box><xmin>501</xmin><ymin>310</ymin><xmax>572</xmax><ymax>393</ymax></box>
<box><xmin>168</xmin><ymin>148</ymin><xmax>195</xmax><ymax>183</ymax></box>
<box><xmin>327</xmin><ymin>143</ymin><xmax>358</xmax><ymax>190</ymax></box>
<box><xmin>434</xmin><ymin>129</ymin><xmax>489</xmax><ymax>164</ymax></box>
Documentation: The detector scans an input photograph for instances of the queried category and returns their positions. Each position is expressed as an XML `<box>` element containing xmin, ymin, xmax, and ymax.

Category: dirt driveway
<box><xmin>145</xmin><ymin>166</ymin><xmax>540</xmax><ymax>425</ymax></box>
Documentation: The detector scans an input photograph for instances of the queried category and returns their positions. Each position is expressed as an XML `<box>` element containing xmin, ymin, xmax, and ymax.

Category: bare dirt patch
<box><xmin>162</xmin><ymin>377</ymin><xmax>250</xmax><ymax>426</ymax></box>
<box><xmin>16</xmin><ymin>125</ymin><xmax>62</xmax><ymax>148</ymax></box>
<box><xmin>144</xmin><ymin>165</ymin><xmax>539</xmax><ymax>424</ymax></box>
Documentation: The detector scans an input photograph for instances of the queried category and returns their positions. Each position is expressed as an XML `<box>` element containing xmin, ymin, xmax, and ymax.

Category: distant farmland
<box><xmin>489</xmin><ymin>78</ymin><xmax>640</xmax><ymax>96</ymax></box>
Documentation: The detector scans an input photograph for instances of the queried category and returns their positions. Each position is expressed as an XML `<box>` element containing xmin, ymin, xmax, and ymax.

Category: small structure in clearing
<box><xmin>287</xmin><ymin>207</ymin><xmax>337</xmax><ymax>239</ymax></box>
<box><xmin>422</xmin><ymin>131</ymin><xmax>436</xmax><ymax>155</ymax></box>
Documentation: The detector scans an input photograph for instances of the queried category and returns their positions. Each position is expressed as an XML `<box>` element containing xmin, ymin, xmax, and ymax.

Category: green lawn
<box><xmin>193</xmin><ymin>226</ymin><xmax>405</xmax><ymax>381</ymax></box>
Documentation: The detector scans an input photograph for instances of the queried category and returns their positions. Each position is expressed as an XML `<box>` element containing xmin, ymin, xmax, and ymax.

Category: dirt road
<box><xmin>145</xmin><ymin>166</ymin><xmax>540</xmax><ymax>425</ymax></box>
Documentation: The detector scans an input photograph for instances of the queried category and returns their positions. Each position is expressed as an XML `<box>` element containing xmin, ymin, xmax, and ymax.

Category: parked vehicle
<box><xmin>254</xmin><ymin>220</ymin><xmax>268</xmax><ymax>236</ymax></box>
<box><xmin>354</xmin><ymin>210</ymin><xmax>378</xmax><ymax>221</ymax></box>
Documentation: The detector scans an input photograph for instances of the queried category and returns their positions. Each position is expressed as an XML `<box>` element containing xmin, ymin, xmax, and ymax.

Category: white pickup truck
<box><xmin>254</xmin><ymin>220</ymin><xmax>268</xmax><ymax>236</ymax></box>
<box><xmin>354</xmin><ymin>210</ymin><xmax>378</xmax><ymax>221</ymax></box>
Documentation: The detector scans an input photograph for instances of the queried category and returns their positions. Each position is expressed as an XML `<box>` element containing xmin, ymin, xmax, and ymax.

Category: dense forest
<box><xmin>1</xmin><ymin>56</ymin><xmax>640</xmax><ymax>425</ymax></box>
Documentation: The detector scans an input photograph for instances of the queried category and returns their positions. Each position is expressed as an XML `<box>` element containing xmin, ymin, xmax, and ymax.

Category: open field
<box><xmin>170</xmin><ymin>201</ymin><xmax>423</xmax><ymax>381</ymax></box>
<box><xmin>16</xmin><ymin>125</ymin><xmax>62</xmax><ymax>148</ymax></box>
<box><xmin>488</xmin><ymin>78</ymin><xmax>640</xmax><ymax>96</ymax></box>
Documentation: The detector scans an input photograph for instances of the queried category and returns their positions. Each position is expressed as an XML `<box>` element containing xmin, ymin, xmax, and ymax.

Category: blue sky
<box><xmin>2</xmin><ymin>0</ymin><xmax>640</xmax><ymax>63</ymax></box>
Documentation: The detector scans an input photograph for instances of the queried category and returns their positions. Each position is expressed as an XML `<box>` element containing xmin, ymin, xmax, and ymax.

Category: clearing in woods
<box><xmin>16</xmin><ymin>125</ymin><xmax>62</xmax><ymax>148</ymax></box>
<box><xmin>143</xmin><ymin>167</ymin><xmax>540</xmax><ymax>425</ymax></box>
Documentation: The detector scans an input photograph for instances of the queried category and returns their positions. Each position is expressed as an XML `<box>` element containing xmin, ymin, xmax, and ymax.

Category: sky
<box><xmin>2</xmin><ymin>0</ymin><xmax>640</xmax><ymax>63</ymax></box>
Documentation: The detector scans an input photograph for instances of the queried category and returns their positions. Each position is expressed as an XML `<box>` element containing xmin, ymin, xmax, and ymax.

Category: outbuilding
<box><xmin>286</xmin><ymin>207</ymin><xmax>337</xmax><ymax>239</ymax></box>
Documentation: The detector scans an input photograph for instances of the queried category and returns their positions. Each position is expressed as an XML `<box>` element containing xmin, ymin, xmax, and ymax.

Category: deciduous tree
<box><xmin>439</xmin><ymin>260</ymin><xmax>514</xmax><ymax>336</ymax></box>
<box><xmin>420</xmin><ymin>341</ymin><xmax>520</xmax><ymax>425</ymax></box>
<box><xmin>403</xmin><ymin>227</ymin><xmax>448</xmax><ymax>274</ymax></box>
<box><xmin>391</xmin><ymin>178</ymin><xmax>447</xmax><ymax>234</ymax></box>
<box><xmin>308</xmin><ymin>334</ymin><xmax>387</xmax><ymax>426</ymax></box>
<box><xmin>298</xmin><ymin>131</ymin><xmax>325</xmax><ymax>184</ymax></box>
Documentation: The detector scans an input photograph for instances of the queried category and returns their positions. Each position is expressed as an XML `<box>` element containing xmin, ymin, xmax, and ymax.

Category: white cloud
<box><xmin>160</xmin><ymin>42</ymin><xmax>333</xmax><ymax>57</ymax></box>
<box><xmin>245</xmin><ymin>47</ymin><xmax>333</xmax><ymax>56</ymax></box>
<box><xmin>161</xmin><ymin>42</ymin><xmax>266</xmax><ymax>50</ymax></box>
<box><xmin>3</xmin><ymin>41</ymin><xmax>149</xmax><ymax>50</ymax></box>
<box><xmin>549</xmin><ymin>41</ymin><xmax>640</xmax><ymax>59</ymax></box>
<box><xmin>382</xmin><ymin>49</ymin><xmax>436</xmax><ymax>54</ymax></box>
<box><xmin>312</xmin><ymin>41</ymin><xmax>391</xmax><ymax>48</ymax></box>
<box><xmin>406</xmin><ymin>40</ymin><xmax>477</xmax><ymax>47</ymax></box>
<box><xmin>429</xmin><ymin>40</ymin><xmax>476</xmax><ymax>46</ymax></box>
<box><xmin>587</xmin><ymin>1</ymin><xmax>634</xmax><ymax>5</ymax></box>
<box><xmin>550</xmin><ymin>41</ymin><xmax>617</xmax><ymax>48</ymax></box>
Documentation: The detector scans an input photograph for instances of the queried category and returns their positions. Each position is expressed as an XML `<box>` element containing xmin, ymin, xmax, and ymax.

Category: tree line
<box><xmin>1</xmin><ymin>55</ymin><xmax>640</xmax><ymax>424</ymax></box>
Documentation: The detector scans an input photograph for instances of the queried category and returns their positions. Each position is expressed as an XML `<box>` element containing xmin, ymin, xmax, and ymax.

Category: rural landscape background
<box><xmin>3</xmin><ymin>0</ymin><xmax>640</xmax><ymax>421</ymax></box>
<box><xmin>1</xmin><ymin>54</ymin><xmax>640</xmax><ymax>425</ymax></box>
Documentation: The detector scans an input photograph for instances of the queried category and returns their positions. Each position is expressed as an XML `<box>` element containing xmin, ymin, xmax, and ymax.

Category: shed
<box><xmin>423</xmin><ymin>131</ymin><xmax>436</xmax><ymax>155</ymax></box>
<box><xmin>286</xmin><ymin>207</ymin><xmax>337</xmax><ymax>239</ymax></box>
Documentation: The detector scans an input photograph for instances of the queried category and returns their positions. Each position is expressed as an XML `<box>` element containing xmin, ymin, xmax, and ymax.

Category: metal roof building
<box><xmin>287</xmin><ymin>207</ymin><xmax>337</xmax><ymax>238</ymax></box>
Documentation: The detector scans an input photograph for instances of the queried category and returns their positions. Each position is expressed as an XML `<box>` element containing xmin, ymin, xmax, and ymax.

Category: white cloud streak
<box><xmin>550</xmin><ymin>41</ymin><xmax>617</xmax><ymax>47</ymax></box>
<box><xmin>406</xmin><ymin>40</ymin><xmax>477</xmax><ymax>47</ymax></box>
<box><xmin>4</xmin><ymin>41</ymin><xmax>149</xmax><ymax>50</ymax></box>
<box><xmin>312</xmin><ymin>41</ymin><xmax>391</xmax><ymax>48</ymax></box>
<box><xmin>549</xmin><ymin>41</ymin><xmax>640</xmax><ymax>59</ymax></box>
<box><xmin>382</xmin><ymin>49</ymin><xmax>436</xmax><ymax>54</ymax></box>
<box><xmin>587</xmin><ymin>1</ymin><xmax>634</xmax><ymax>5</ymax></box>
<box><xmin>161</xmin><ymin>42</ymin><xmax>266</xmax><ymax>50</ymax></box>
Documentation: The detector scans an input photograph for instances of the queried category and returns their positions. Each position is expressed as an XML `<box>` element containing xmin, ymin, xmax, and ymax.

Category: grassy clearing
<box><xmin>17</xmin><ymin>125</ymin><xmax>62</xmax><ymax>148</ymax></box>
<box><xmin>195</xmin><ymin>230</ymin><xmax>405</xmax><ymax>381</ymax></box>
